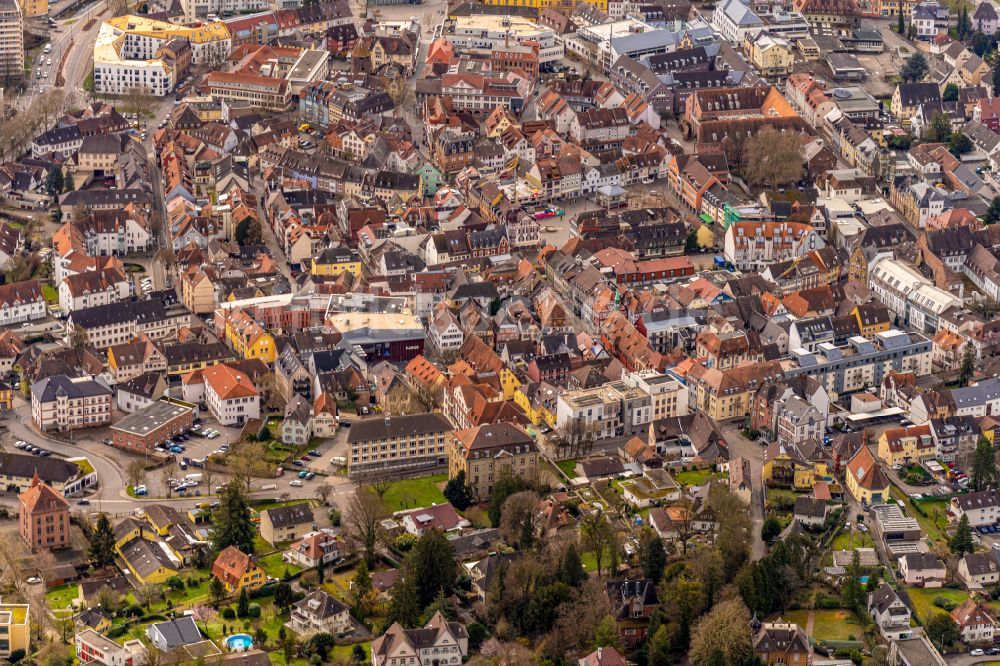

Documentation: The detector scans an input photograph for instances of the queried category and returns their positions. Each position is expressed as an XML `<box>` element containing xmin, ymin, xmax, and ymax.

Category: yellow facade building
<box><xmin>310</xmin><ymin>246</ymin><xmax>362</xmax><ymax>278</ymax></box>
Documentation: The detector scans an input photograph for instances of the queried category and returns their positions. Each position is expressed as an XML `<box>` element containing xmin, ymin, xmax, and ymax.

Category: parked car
<box><xmin>77</xmin><ymin>499</ymin><xmax>90</xmax><ymax>506</ymax></box>
<box><xmin>305</xmin><ymin>472</ymin><xmax>315</xmax><ymax>481</ymax></box>
<box><xmin>308</xmin><ymin>449</ymin><xmax>321</xmax><ymax>457</ymax></box>
<box><xmin>298</xmin><ymin>470</ymin><xmax>308</xmax><ymax>478</ymax></box>
<box><xmin>290</xmin><ymin>479</ymin><xmax>303</xmax><ymax>487</ymax></box>
<box><xmin>971</xmin><ymin>649</ymin><xmax>984</xmax><ymax>657</ymax></box>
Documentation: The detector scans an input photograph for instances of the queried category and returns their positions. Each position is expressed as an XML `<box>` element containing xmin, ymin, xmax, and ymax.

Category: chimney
<box><xmin>597</xmin><ymin>648</ymin><xmax>602</xmax><ymax>661</ymax></box>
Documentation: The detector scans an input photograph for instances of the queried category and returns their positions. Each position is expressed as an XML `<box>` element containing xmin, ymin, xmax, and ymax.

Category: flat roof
<box><xmin>112</xmin><ymin>400</ymin><xmax>194</xmax><ymax>436</ymax></box>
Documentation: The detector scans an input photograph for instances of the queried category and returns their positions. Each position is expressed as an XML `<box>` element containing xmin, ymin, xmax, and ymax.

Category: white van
<box><xmin>43</xmin><ymin>44</ymin><xmax>51</xmax><ymax>54</ymax></box>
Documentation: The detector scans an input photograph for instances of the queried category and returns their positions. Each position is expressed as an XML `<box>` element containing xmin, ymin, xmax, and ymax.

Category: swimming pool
<box><xmin>859</xmin><ymin>576</ymin><xmax>870</xmax><ymax>584</ymax></box>
<box><xmin>226</xmin><ymin>634</ymin><xmax>253</xmax><ymax>652</ymax></box>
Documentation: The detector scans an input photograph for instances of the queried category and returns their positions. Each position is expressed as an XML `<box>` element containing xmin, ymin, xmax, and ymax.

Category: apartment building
<box><xmin>0</xmin><ymin>0</ymin><xmax>24</xmax><ymax>79</ymax></box>
<box><xmin>877</xmin><ymin>425</ymin><xmax>936</xmax><ymax>467</ymax></box>
<box><xmin>18</xmin><ymin>473</ymin><xmax>70</xmax><ymax>550</ymax></box>
<box><xmin>0</xmin><ymin>600</ymin><xmax>29</xmax><ymax>659</ymax></box>
<box><xmin>66</xmin><ymin>298</ymin><xmax>189</xmax><ymax>349</ymax></box>
<box><xmin>950</xmin><ymin>490</ymin><xmax>1000</xmax><ymax>527</ymax></box>
<box><xmin>621</xmin><ymin>371</ymin><xmax>689</xmax><ymax>421</ymax></box>
<box><xmin>0</xmin><ymin>280</ymin><xmax>46</xmax><ymax>327</ymax></box>
<box><xmin>555</xmin><ymin>380</ymin><xmax>652</xmax><ymax>442</ymax></box>
<box><xmin>205</xmin><ymin>71</ymin><xmax>293</xmax><ymax>112</ymax></box>
<box><xmin>449</xmin><ymin>422</ymin><xmax>538</xmax><ymax>501</ymax></box>
<box><xmin>782</xmin><ymin>330</ymin><xmax>933</xmax><ymax>396</ymax></box>
<box><xmin>346</xmin><ymin>413</ymin><xmax>453</xmax><ymax>477</ymax></box>
<box><xmin>202</xmin><ymin>364</ymin><xmax>260</xmax><ymax>426</ymax></box>
<box><xmin>75</xmin><ymin>630</ymin><xmax>147</xmax><ymax>666</ymax></box>
<box><xmin>30</xmin><ymin>375</ymin><xmax>114</xmax><ymax>432</ymax></box>
<box><xmin>724</xmin><ymin>221</ymin><xmax>826</xmax><ymax>271</ymax></box>
<box><xmin>94</xmin><ymin>17</ymin><xmax>230</xmax><ymax>96</ymax></box>
<box><xmin>868</xmin><ymin>256</ymin><xmax>962</xmax><ymax>335</ymax></box>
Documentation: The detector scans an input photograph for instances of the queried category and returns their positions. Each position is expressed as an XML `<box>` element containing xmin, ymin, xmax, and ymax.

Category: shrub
<box><xmin>8</xmin><ymin>649</ymin><xmax>24</xmax><ymax>664</ymax></box>
<box><xmin>222</xmin><ymin>607</ymin><xmax>237</xmax><ymax>619</ymax></box>
<box><xmin>123</xmin><ymin>605</ymin><xmax>145</xmax><ymax>618</ymax></box>
<box><xmin>933</xmin><ymin>596</ymin><xmax>958</xmax><ymax>611</ymax></box>
<box><xmin>248</xmin><ymin>603</ymin><xmax>261</xmax><ymax>618</ymax></box>
<box><xmin>106</xmin><ymin>626</ymin><xmax>129</xmax><ymax>639</ymax></box>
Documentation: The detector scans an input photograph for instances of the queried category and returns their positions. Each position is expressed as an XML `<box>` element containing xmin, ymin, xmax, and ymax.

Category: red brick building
<box><xmin>19</xmin><ymin>471</ymin><xmax>71</xmax><ymax>551</ymax></box>
<box><xmin>111</xmin><ymin>400</ymin><xmax>195</xmax><ymax>452</ymax></box>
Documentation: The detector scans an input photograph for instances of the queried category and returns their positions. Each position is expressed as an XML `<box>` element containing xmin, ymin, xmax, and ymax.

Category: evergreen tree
<box><xmin>211</xmin><ymin>483</ymin><xmax>255</xmax><ymax>554</ymax></box>
<box><xmin>209</xmin><ymin>577</ymin><xmax>225</xmax><ymax>606</ymax></box>
<box><xmin>840</xmin><ymin>550</ymin><xmax>865</xmax><ymax>615</ymax></box>
<box><xmin>951</xmin><ymin>513</ymin><xmax>976</xmax><ymax>555</ymax></box>
<box><xmin>960</xmin><ymin>341</ymin><xmax>976</xmax><ymax>386</ymax></box>
<box><xmin>45</xmin><ymin>165</ymin><xmax>63</xmax><ymax>197</ymax></box>
<box><xmin>317</xmin><ymin>552</ymin><xmax>326</xmax><ymax>583</ymax></box>
<box><xmin>237</xmin><ymin>587</ymin><xmax>250</xmax><ymax>617</ymax></box>
<box><xmin>88</xmin><ymin>514</ymin><xmax>116</xmax><ymax>567</ymax></box>
<box><xmin>64</xmin><ymin>174</ymin><xmax>75</xmax><ymax>193</ymax></box>
<box><xmin>972</xmin><ymin>436</ymin><xmax>998</xmax><ymax>491</ymax></box>
<box><xmin>386</xmin><ymin>574</ymin><xmax>420</xmax><ymax>628</ymax></box>
<box><xmin>994</xmin><ymin>63</ymin><xmax>1000</xmax><ymax>96</ymax></box>
<box><xmin>898</xmin><ymin>6</ymin><xmax>905</xmax><ymax>33</ymax></box>
<box><xmin>442</xmin><ymin>470</ymin><xmax>476</xmax><ymax>510</ymax></box>
<box><xmin>274</xmin><ymin>582</ymin><xmax>294</xmax><ymax>612</ymax></box>
<box><xmin>986</xmin><ymin>195</ymin><xmax>1000</xmax><ymax>224</ymax></box>
<box><xmin>640</xmin><ymin>531</ymin><xmax>666</xmax><ymax>582</ymax></box>
<box><xmin>647</xmin><ymin>625</ymin><xmax>673</xmax><ymax>666</ymax></box>
<box><xmin>353</xmin><ymin>560</ymin><xmax>373</xmax><ymax>605</ymax></box>
<box><xmin>407</xmin><ymin>529</ymin><xmax>457</xmax><ymax>607</ymax></box>
<box><xmin>559</xmin><ymin>543</ymin><xmax>585</xmax><ymax>587</ymax></box>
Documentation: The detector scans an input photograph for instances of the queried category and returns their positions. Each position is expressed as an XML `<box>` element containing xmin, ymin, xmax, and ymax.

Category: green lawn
<box><xmin>41</xmin><ymin>284</ymin><xmax>57</xmax><ymax>304</ymax></box>
<box><xmin>891</xmin><ymin>487</ymin><xmax>950</xmax><ymax>545</ymax></box>
<box><xmin>259</xmin><ymin>551</ymin><xmax>301</xmax><ymax>579</ymax></box>
<box><xmin>381</xmin><ymin>474</ymin><xmax>447</xmax><ymax>512</ymax></box>
<box><xmin>831</xmin><ymin>529</ymin><xmax>874</xmax><ymax>550</ymax></box>
<box><xmin>782</xmin><ymin>610</ymin><xmax>865</xmax><ymax>642</ymax></box>
<box><xmin>555</xmin><ymin>459</ymin><xmax>577</xmax><ymax>477</ymax></box>
<box><xmin>45</xmin><ymin>584</ymin><xmax>78</xmax><ymax>612</ymax></box>
<box><xmin>674</xmin><ymin>469</ymin><xmax>726</xmax><ymax>487</ymax></box>
<box><xmin>906</xmin><ymin>587</ymin><xmax>970</xmax><ymax>623</ymax></box>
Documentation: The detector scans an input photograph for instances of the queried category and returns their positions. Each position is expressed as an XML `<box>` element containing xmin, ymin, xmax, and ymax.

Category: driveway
<box><xmin>720</xmin><ymin>424</ymin><xmax>766</xmax><ymax>560</ymax></box>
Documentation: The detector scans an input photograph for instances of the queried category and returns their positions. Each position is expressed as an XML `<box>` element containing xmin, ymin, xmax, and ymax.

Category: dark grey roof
<box><xmin>122</xmin><ymin>538</ymin><xmax>179</xmax><ymax>581</ymax></box>
<box><xmin>794</xmin><ymin>496</ymin><xmax>827</xmax><ymax>518</ymax></box>
<box><xmin>0</xmin><ymin>452</ymin><xmax>80</xmax><ymax>484</ymax></box>
<box><xmin>293</xmin><ymin>589</ymin><xmax>349</xmax><ymax>620</ymax></box>
<box><xmin>347</xmin><ymin>413</ymin><xmax>452</xmax><ymax>443</ymax></box>
<box><xmin>869</xmin><ymin>582</ymin><xmax>905</xmax><ymax>615</ymax></box>
<box><xmin>580</xmin><ymin>456</ymin><xmax>626</xmax><ymax>477</ymax></box>
<box><xmin>148</xmin><ymin>616</ymin><xmax>201</xmax><ymax>649</ymax></box>
<box><xmin>31</xmin><ymin>374</ymin><xmax>112</xmax><ymax>402</ymax></box>
<box><xmin>264</xmin><ymin>503</ymin><xmax>314</xmax><ymax>529</ymax></box>
<box><xmin>68</xmin><ymin>299</ymin><xmax>171</xmax><ymax>330</ymax></box>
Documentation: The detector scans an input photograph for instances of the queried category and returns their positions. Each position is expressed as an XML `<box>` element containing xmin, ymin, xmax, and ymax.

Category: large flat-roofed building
<box><xmin>781</xmin><ymin>330</ymin><xmax>933</xmax><ymax>396</ymax></box>
<box><xmin>111</xmin><ymin>400</ymin><xmax>196</xmax><ymax>452</ymax></box>
<box><xmin>443</xmin><ymin>15</ymin><xmax>563</xmax><ymax>63</ymax></box>
<box><xmin>347</xmin><ymin>413</ymin><xmax>453</xmax><ymax>477</ymax></box>
<box><xmin>0</xmin><ymin>600</ymin><xmax>29</xmax><ymax>658</ymax></box>
<box><xmin>93</xmin><ymin>16</ymin><xmax>231</xmax><ymax>97</ymax></box>
<box><xmin>327</xmin><ymin>312</ymin><xmax>425</xmax><ymax>363</ymax></box>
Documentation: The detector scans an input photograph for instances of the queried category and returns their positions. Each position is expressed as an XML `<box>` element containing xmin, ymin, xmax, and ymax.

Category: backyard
<box><xmin>831</xmin><ymin>529</ymin><xmax>874</xmax><ymax>551</ymax></box>
<box><xmin>891</xmin><ymin>487</ymin><xmax>950</xmax><ymax>545</ymax></box>
<box><xmin>782</xmin><ymin>609</ymin><xmax>865</xmax><ymax>642</ymax></box>
<box><xmin>905</xmin><ymin>587</ymin><xmax>970</xmax><ymax>623</ymax></box>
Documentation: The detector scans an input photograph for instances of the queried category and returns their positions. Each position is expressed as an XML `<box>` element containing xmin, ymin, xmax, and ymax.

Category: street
<box><xmin>0</xmin><ymin>394</ymin><xmax>360</xmax><ymax>516</ymax></box>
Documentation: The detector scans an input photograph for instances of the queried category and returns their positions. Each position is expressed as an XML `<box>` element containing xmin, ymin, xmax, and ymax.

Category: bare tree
<box><xmin>670</xmin><ymin>495</ymin><xmax>697</xmax><ymax>555</ymax></box>
<box><xmin>346</xmin><ymin>486</ymin><xmax>387</xmax><ymax>564</ymax></box>
<box><xmin>202</xmin><ymin>467</ymin><xmax>215</xmax><ymax>495</ymax></box>
<box><xmin>227</xmin><ymin>441</ymin><xmax>269</xmax><ymax>492</ymax></box>
<box><xmin>161</xmin><ymin>460</ymin><xmax>177</xmax><ymax>498</ymax></box>
<box><xmin>580</xmin><ymin>511</ymin><xmax>615</xmax><ymax>577</ymax></box>
<box><xmin>134</xmin><ymin>582</ymin><xmax>164</xmax><ymax>609</ymax></box>
<box><xmin>316</xmin><ymin>483</ymin><xmax>333</xmax><ymax>506</ymax></box>
<box><xmin>369</xmin><ymin>472</ymin><xmax>393</xmax><ymax>500</ymax></box>
<box><xmin>126</xmin><ymin>459</ymin><xmax>147</xmax><ymax>490</ymax></box>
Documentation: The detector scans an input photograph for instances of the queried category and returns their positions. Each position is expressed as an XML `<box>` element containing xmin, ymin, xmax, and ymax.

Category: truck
<box><xmin>184</xmin><ymin>473</ymin><xmax>203</xmax><ymax>483</ymax></box>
